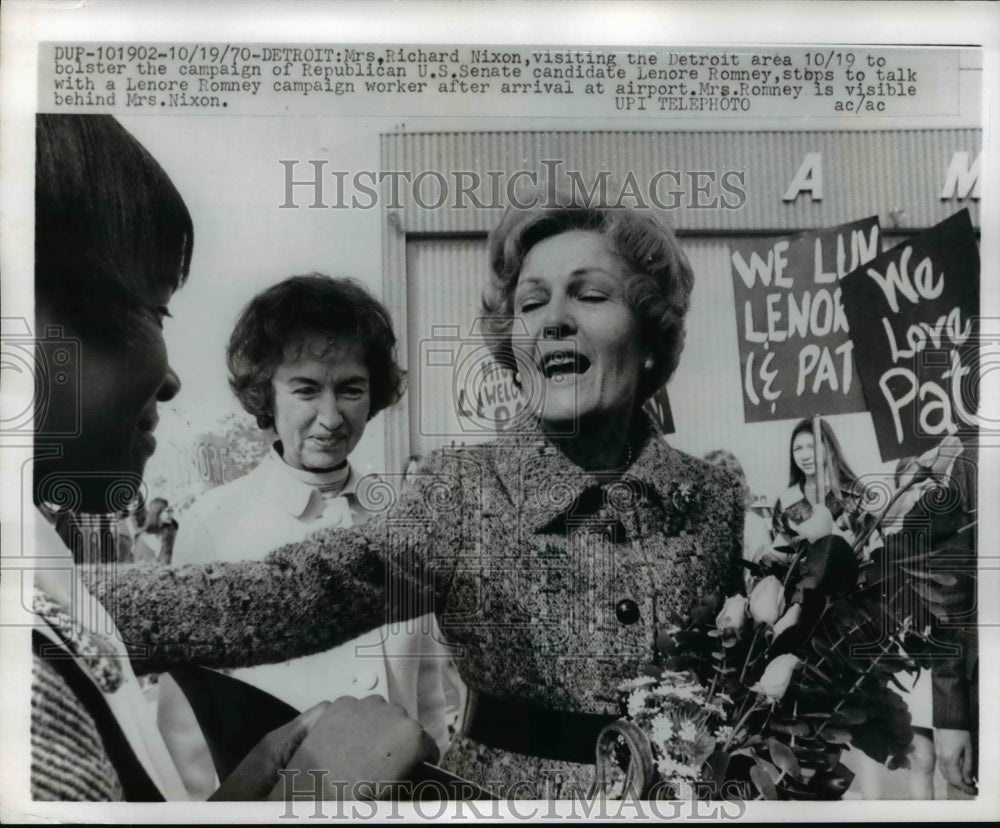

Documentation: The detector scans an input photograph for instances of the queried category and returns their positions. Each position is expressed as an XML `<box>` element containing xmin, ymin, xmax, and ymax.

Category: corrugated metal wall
<box><xmin>405</xmin><ymin>238</ymin><xmax>492</xmax><ymax>454</ymax></box>
<box><xmin>381</xmin><ymin>129</ymin><xmax>980</xmax><ymax>235</ymax></box>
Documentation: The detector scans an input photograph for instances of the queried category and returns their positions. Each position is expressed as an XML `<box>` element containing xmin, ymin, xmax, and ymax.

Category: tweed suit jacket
<box><xmin>89</xmin><ymin>415</ymin><xmax>744</xmax><ymax>792</ymax></box>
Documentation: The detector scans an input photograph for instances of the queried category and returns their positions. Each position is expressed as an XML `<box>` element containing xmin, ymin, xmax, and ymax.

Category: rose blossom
<box><xmin>748</xmin><ymin>575</ymin><xmax>786</xmax><ymax>626</ymax></box>
<box><xmin>750</xmin><ymin>654</ymin><xmax>801</xmax><ymax>701</ymax></box>
<box><xmin>715</xmin><ymin>594</ymin><xmax>749</xmax><ymax>635</ymax></box>
<box><xmin>771</xmin><ymin>603</ymin><xmax>802</xmax><ymax>638</ymax></box>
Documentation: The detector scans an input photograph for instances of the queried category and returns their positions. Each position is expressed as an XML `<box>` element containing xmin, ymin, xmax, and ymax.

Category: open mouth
<box><xmin>540</xmin><ymin>350</ymin><xmax>591</xmax><ymax>381</ymax></box>
<box><xmin>310</xmin><ymin>435</ymin><xmax>345</xmax><ymax>448</ymax></box>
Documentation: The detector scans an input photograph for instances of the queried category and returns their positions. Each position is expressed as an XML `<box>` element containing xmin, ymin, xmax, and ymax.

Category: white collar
<box><xmin>261</xmin><ymin>446</ymin><xmax>357</xmax><ymax>519</ymax></box>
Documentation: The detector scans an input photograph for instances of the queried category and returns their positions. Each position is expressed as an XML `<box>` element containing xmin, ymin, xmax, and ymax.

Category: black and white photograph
<box><xmin>1</xmin><ymin>0</ymin><xmax>997</xmax><ymax>822</ymax></box>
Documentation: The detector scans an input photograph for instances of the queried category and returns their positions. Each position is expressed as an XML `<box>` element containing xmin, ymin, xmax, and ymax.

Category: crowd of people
<box><xmin>28</xmin><ymin>114</ymin><xmax>977</xmax><ymax>804</ymax></box>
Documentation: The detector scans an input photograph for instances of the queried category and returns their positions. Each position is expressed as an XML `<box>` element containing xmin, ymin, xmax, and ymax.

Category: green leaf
<box><xmin>705</xmin><ymin>749</ymin><xmax>731</xmax><ymax>785</ymax></box>
<box><xmin>898</xmin><ymin>565</ymin><xmax>957</xmax><ymax>588</ymax></box>
<box><xmin>909</xmin><ymin>583</ymin><xmax>945</xmax><ymax>604</ymax></box>
<box><xmin>754</xmin><ymin>756</ymin><xmax>782</xmax><ymax>783</ymax></box>
<box><xmin>814</xmin><ymin>647</ymin><xmax>866</xmax><ymax>677</ymax></box>
<box><xmin>769</xmin><ymin>719</ymin><xmax>811</xmax><ymax>737</ymax></box>
<box><xmin>804</xmin><ymin>662</ymin><xmax>834</xmax><ymax>683</ymax></box>
<box><xmin>749</xmin><ymin>765</ymin><xmax>779</xmax><ymax>800</ymax></box>
<box><xmin>819</xmin><ymin>728</ymin><xmax>853</xmax><ymax>744</ymax></box>
<box><xmin>830</xmin><ymin>707</ymin><xmax>866</xmax><ymax>726</ymax></box>
<box><xmin>766</xmin><ymin>738</ymin><xmax>802</xmax><ymax>780</ymax></box>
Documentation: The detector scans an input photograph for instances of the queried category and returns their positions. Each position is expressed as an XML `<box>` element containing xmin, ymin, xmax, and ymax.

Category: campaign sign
<box><xmin>840</xmin><ymin>210</ymin><xmax>979</xmax><ymax>462</ymax></box>
<box><xmin>644</xmin><ymin>385</ymin><xmax>676</xmax><ymax>435</ymax></box>
<box><xmin>730</xmin><ymin>217</ymin><xmax>880</xmax><ymax>423</ymax></box>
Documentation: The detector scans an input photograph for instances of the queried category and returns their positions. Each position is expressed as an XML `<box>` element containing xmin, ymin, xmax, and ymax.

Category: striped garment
<box><xmin>31</xmin><ymin>656</ymin><xmax>124</xmax><ymax>801</ymax></box>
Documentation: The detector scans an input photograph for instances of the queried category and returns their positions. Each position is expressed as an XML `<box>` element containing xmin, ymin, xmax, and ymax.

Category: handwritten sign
<box><xmin>457</xmin><ymin>358</ymin><xmax>527</xmax><ymax>431</ymax></box>
<box><xmin>644</xmin><ymin>385</ymin><xmax>676</xmax><ymax>435</ymax></box>
<box><xmin>840</xmin><ymin>210</ymin><xmax>979</xmax><ymax>461</ymax></box>
<box><xmin>730</xmin><ymin>217</ymin><xmax>880</xmax><ymax>422</ymax></box>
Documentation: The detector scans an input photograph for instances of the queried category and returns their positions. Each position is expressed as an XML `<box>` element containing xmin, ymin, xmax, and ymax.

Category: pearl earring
<box><xmin>643</xmin><ymin>356</ymin><xmax>654</xmax><ymax>371</ymax></box>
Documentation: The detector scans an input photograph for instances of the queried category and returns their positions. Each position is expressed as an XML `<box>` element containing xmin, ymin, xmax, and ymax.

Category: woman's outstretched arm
<box><xmin>81</xmin><ymin>450</ymin><xmax>471</xmax><ymax>675</ymax></box>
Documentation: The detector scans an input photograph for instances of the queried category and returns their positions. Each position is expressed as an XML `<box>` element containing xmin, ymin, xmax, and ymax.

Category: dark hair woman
<box><xmin>157</xmin><ymin>273</ymin><xmax>457</xmax><ymax>799</ymax></box>
<box><xmin>226</xmin><ymin>274</ymin><xmax>406</xmax><ymax>431</ymax></box>
<box><xmin>772</xmin><ymin>417</ymin><xmax>862</xmax><ymax>542</ymax></box>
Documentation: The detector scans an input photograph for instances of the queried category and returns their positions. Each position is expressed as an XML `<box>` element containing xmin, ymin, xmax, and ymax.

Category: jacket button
<box><xmin>615</xmin><ymin>599</ymin><xmax>640</xmax><ymax>625</ymax></box>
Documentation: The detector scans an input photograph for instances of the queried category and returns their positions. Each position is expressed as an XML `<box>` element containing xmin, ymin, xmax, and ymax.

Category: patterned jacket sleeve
<box><xmin>696</xmin><ymin>461</ymin><xmax>747</xmax><ymax>598</ymax></box>
<box><xmin>82</xmin><ymin>450</ymin><xmax>469</xmax><ymax>676</ymax></box>
<box><xmin>32</xmin><ymin>656</ymin><xmax>123</xmax><ymax>801</ymax></box>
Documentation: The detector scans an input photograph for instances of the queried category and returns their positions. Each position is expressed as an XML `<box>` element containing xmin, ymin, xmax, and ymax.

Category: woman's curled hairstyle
<box><xmin>481</xmin><ymin>186</ymin><xmax>695</xmax><ymax>405</ymax></box>
<box><xmin>227</xmin><ymin>274</ymin><xmax>406</xmax><ymax>429</ymax></box>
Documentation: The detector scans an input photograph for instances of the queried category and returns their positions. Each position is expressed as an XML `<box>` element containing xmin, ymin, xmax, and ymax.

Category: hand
<box><xmin>265</xmin><ymin>695</ymin><xmax>439</xmax><ymax>801</ymax></box>
<box><xmin>210</xmin><ymin>700</ymin><xmax>330</xmax><ymax>801</ymax></box>
<box><xmin>935</xmin><ymin>728</ymin><xmax>976</xmax><ymax>795</ymax></box>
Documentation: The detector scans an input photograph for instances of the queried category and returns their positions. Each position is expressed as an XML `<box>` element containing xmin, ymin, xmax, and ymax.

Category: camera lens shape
<box><xmin>956</xmin><ymin>338</ymin><xmax>996</xmax><ymax>428</ymax></box>
<box><xmin>0</xmin><ymin>341</ymin><xmax>39</xmax><ymax>433</ymax></box>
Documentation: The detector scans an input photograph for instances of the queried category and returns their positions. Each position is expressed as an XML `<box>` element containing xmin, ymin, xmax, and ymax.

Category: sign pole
<box><xmin>812</xmin><ymin>415</ymin><xmax>826</xmax><ymax>504</ymax></box>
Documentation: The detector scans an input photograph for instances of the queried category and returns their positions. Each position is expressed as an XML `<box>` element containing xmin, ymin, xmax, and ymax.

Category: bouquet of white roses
<box><xmin>601</xmin><ymin>438</ymin><xmax>970</xmax><ymax>800</ymax></box>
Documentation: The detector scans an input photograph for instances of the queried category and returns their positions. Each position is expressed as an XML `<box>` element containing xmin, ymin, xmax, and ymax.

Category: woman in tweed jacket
<box><xmin>95</xmin><ymin>190</ymin><xmax>745</xmax><ymax>797</ymax></box>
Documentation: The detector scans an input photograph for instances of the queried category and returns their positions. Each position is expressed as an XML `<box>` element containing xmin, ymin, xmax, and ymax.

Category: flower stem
<box><xmin>813</xmin><ymin>636</ymin><xmax>896</xmax><ymax>739</ymax></box>
<box><xmin>780</xmin><ymin>543</ymin><xmax>808</xmax><ymax>591</ymax></box>
<box><xmin>707</xmin><ymin>648</ymin><xmax>721</xmax><ymax>704</ymax></box>
<box><xmin>738</xmin><ymin>625</ymin><xmax>765</xmax><ymax>686</ymax></box>
<box><xmin>723</xmin><ymin>699</ymin><xmax>766</xmax><ymax>751</ymax></box>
